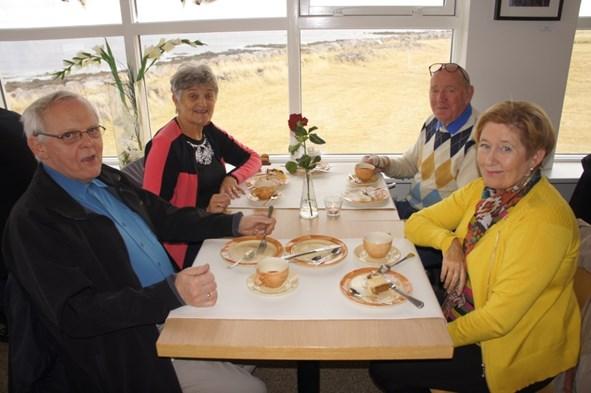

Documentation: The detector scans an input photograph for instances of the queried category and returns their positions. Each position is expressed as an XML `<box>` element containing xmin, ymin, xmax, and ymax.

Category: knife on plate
<box><xmin>282</xmin><ymin>245</ymin><xmax>342</xmax><ymax>260</ymax></box>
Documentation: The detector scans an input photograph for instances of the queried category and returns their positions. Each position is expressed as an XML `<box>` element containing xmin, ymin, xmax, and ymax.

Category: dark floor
<box><xmin>0</xmin><ymin>343</ymin><xmax>380</xmax><ymax>393</ymax></box>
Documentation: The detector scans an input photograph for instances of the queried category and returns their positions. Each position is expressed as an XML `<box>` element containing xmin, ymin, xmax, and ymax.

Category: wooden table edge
<box><xmin>157</xmin><ymin>317</ymin><xmax>453</xmax><ymax>361</ymax></box>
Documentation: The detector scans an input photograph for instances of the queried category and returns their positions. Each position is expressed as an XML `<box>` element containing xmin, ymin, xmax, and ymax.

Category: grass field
<box><xmin>4</xmin><ymin>30</ymin><xmax>590</xmax><ymax>159</ymax></box>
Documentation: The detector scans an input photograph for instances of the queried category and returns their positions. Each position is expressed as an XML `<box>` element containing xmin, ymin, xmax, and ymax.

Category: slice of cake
<box><xmin>366</xmin><ymin>273</ymin><xmax>391</xmax><ymax>295</ymax></box>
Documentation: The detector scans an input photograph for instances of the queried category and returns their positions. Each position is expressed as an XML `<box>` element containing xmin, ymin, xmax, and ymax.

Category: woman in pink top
<box><xmin>144</xmin><ymin>64</ymin><xmax>261</xmax><ymax>268</ymax></box>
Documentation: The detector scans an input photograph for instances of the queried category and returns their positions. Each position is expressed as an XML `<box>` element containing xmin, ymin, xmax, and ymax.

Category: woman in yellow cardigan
<box><xmin>370</xmin><ymin>101</ymin><xmax>580</xmax><ymax>393</ymax></box>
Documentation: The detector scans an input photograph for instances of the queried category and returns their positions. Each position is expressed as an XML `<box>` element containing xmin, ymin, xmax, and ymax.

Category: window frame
<box><xmin>299</xmin><ymin>0</ymin><xmax>455</xmax><ymax>17</ymax></box>
<box><xmin>0</xmin><ymin>0</ymin><xmax>464</xmax><ymax>163</ymax></box>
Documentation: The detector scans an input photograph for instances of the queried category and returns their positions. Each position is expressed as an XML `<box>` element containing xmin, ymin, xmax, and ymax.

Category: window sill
<box><xmin>105</xmin><ymin>154</ymin><xmax>585</xmax><ymax>183</ymax></box>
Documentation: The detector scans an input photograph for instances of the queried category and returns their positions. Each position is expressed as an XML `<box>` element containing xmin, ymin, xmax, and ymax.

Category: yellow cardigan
<box><xmin>406</xmin><ymin>177</ymin><xmax>580</xmax><ymax>393</ymax></box>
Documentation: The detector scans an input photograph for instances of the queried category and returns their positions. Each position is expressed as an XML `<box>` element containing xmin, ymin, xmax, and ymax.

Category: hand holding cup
<box><xmin>355</xmin><ymin>162</ymin><xmax>376</xmax><ymax>182</ymax></box>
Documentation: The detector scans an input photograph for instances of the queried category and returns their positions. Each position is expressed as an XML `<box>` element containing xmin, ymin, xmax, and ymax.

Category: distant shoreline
<box><xmin>4</xmin><ymin>30</ymin><xmax>450</xmax><ymax>91</ymax></box>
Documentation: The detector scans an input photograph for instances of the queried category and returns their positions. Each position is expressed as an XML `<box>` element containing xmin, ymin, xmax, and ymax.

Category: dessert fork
<box><xmin>254</xmin><ymin>205</ymin><xmax>274</xmax><ymax>255</ymax></box>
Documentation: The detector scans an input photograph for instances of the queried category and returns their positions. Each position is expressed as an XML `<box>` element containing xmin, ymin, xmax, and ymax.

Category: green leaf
<box><xmin>308</xmin><ymin>133</ymin><xmax>326</xmax><ymax>145</ymax></box>
<box><xmin>294</xmin><ymin>127</ymin><xmax>307</xmax><ymax>138</ymax></box>
<box><xmin>288</xmin><ymin>143</ymin><xmax>301</xmax><ymax>154</ymax></box>
<box><xmin>299</xmin><ymin>154</ymin><xmax>312</xmax><ymax>169</ymax></box>
<box><xmin>308</xmin><ymin>126</ymin><xmax>318</xmax><ymax>133</ymax></box>
<box><xmin>285</xmin><ymin>161</ymin><xmax>298</xmax><ymax>174</ymax></box>
<box><xmin>312</xmin><ymin>155</ymin><xmax>322</xmax><ymax>163</ymax></box>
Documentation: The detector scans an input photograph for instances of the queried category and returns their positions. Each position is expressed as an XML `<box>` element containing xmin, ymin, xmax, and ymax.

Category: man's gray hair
<box><xmin>170</xmin><ymin>64</ymin><xmax>218</xmax><ymax>98</ymax></box>
<box><xmin>21</xmin><ymin>90</ymin><xmax>98</xmax><ymax>137</ymax></box>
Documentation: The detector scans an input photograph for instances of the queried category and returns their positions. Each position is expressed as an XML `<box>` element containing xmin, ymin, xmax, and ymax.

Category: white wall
<box><xmin>464</xmin><ymin>0</ymin><xmax>581</xmax><ymax>132</ymax></box>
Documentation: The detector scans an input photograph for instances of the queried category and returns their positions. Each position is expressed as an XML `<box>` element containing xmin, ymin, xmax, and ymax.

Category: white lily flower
<box><xmin>145</xmin><ymin>46</ymin><xmax>162</xmax><ymax>59</ymax></box>
<box><xmin>162</xmin><ymin>41</ymin><xmax>176</xmax><ymax>52</ymax></box>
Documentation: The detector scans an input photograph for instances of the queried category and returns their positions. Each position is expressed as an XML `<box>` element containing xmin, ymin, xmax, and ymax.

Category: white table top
<box><xmin>231</xmin><ymin>162</ymin><xmax>396</xmax><ymax>210</ymax></box>
<box><xmin>169</xmin><ymin>237</ymin><xmax>442</xmax><ymax>321</ymax></box>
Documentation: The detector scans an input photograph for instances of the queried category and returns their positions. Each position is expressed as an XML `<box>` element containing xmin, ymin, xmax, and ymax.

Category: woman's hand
<box><xmin>220</xmin><ymin>175</ymin><xmax>245</xmax><ymax>199</ymax></box>
<box><xmin>441</xmin><ymin>238</ymin><xmax>467</xmax><ymax>294</ymax></box>
<box><xmin>206</xmin><ymin>193</ymin><xmax>231</xmax><ymax>213</ymax></box>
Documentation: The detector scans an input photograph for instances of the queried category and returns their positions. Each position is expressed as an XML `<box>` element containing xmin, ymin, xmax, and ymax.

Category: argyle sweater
<box><xmin>382</xmin><ymin>108</ymin><xmax>479</xmax><ymax>210</ymax></box>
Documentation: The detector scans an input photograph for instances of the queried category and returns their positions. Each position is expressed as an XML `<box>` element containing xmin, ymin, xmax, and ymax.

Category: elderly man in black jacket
<box><xmin>2</xmin><ymin>91</ymin><xmax>274</xmax><ymax>393</ymax></box>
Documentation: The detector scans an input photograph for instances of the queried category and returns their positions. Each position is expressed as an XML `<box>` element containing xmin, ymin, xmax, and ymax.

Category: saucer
<box><xmin>353</xmin><ymin>244</ymin><xmax>401</xmax><ymax>265</ymax></box>
<box><xmin>340</xmin><ymin>267</ymin><xmax>412</xmax><ymax>306</ymax></box>
<box><xmin>347</xmin><ymin>173</ymin><xmax>380</xmax><ymax>187</ymax></box>
<box><xmin>247</xmin><ymin>271</ymin><xmax>298</xmax><ymax>295</ymax></box>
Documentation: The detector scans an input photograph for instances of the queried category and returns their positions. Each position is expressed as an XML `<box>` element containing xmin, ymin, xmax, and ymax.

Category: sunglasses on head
<box><xmin>429</xmin><ymin>63</ymin><xmax>470</xmax><ymax>84</ymax></box>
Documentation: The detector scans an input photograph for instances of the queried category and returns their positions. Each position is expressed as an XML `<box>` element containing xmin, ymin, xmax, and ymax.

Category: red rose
<box><xmin>288</xmin><ymin>113</ymin><xmax>308</xmax><ymax>131</ymax></box>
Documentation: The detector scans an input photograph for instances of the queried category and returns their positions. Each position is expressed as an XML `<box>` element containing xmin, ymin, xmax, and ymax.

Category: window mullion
<box><xmin>288</xmin><ymin>0</ymin><xmax>302</xmax><ymax>147</ymax></box>
<box><xmin>120</xmin><ymin>0</ymin><xmax>152</xmax><ymax>146</ymax></box>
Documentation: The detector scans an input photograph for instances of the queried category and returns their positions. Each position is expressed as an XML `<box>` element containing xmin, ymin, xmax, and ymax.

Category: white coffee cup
<box><xmin>363</xmin><ymin>231</ymin><xmax>393</xmax><ymax>259</ymax></box>
<box><xmin>255</xmin><ymin>257</ymin><xmax>289</xmax><ymax>288</ymax></box>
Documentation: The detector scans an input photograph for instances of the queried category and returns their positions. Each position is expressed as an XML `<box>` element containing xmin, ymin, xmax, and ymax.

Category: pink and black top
<box><xmin>143</xmin><ymin>118</ymin><xmax>261</xmax><ymax>268</ymax></box>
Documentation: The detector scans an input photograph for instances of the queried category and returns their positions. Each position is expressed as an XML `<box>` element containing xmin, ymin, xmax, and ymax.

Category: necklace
<box><xmin>186</xmin><ymin>136</ymin><xmax>214</xmax><ymax>165</ymax></box>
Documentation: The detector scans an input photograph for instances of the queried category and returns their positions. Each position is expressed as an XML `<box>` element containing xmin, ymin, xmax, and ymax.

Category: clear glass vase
<box><xmin>299</xmin><ymin>171</ymin><xmax>319</xmax><ymax>219</ymax></box>
<box><xmin>109</xmin><ymin>86</ymin><xmax>144</xmax><ymax>167</ymax></box>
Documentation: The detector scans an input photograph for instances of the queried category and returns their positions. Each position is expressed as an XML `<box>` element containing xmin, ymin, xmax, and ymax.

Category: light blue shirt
<box><xmin>44</xmin><ymin>165</ymin><xmax>174</xmax><ymax>287</ymax></box>
<box><xmin>435</xmin><ymin>104</ymin><xmax>473</xmax><ymax>135</ymax></box>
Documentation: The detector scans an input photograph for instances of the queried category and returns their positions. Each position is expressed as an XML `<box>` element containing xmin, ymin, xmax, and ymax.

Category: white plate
<box><xmin>246</xmin><ymin>190</ymin><xmax>281</xmax><ymax>205</ymax></box>
<box><xmin>294</xmin><ymin>161</ymin><xmax>331</xmax><ymax>175</ymax></box>
<box><xmin>343</xmin><ymin>187</ymin><xmax>389</xmax><ymax>206</ymax></box>
<box><xmin>245</xmin><ymin>170</ymin><xmax>288</xmax><ymax>188</ymax></box>
<box><xmin>340</xmin><ymin>267</ymin><xmax>412</xmax><ymax>306</ymax></box>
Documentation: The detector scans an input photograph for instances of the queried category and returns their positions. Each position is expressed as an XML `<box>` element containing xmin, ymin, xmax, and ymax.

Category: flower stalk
<box><xmin>52</xmin><ymin>37</ymin><xmax>205</xmax><ymax>164</ymax></box>
<box><xmin>285</xmin><ymin>113</ymin><xmax>325</xmax><ymax>218</ymax></box>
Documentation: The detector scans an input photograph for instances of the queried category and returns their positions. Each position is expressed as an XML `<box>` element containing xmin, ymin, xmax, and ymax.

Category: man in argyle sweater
<box><xmin>364</xmin><ymin>63</ymin><xmax>478</xmax><ymax>281</ymax></box>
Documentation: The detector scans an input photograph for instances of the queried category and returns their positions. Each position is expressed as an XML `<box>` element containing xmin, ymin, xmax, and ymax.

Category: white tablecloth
<box><xmin>169</xmin><ymin>238</ymin><xmax>443</xmax><ymax>320</ymax></box>
<box><xmin>230</xmin><ymin>162</ymin><xmax>396</xmax><ymax>210</ymax></box>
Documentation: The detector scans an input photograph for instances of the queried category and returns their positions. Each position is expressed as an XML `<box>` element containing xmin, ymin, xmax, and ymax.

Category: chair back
<box><xmin>121</xmin><ymin>158</ymin><xmax>145</xmax><ymax>187</ymax></box>
<box><xmin>570</xmin><ymin>154</ymin><xmax>591</xmax><ymax>224</ymax></box>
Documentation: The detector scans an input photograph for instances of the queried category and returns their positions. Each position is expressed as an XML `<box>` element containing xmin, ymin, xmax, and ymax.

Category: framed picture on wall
<box><xmin>494</xmin><ymin>0</ymin><xmax>564</xmax><ymax>21</ymax></box>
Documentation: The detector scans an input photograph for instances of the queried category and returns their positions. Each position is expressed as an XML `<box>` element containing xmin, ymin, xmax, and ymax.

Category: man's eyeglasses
<box><xmin>429</xmin><ymin>63</ymin><xmax>471</xmax><ymax>84</ymax></box>
<box><xmin>34</xmin><ymin>125</ymin><xmax>105</xmax><ymax>145</ymax></box>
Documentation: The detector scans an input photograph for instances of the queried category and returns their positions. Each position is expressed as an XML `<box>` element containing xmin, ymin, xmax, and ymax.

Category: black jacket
<box><xmin>2</xmin><ymin>164</ymin><xmax>238</xmax><ymax>392</ymax></box>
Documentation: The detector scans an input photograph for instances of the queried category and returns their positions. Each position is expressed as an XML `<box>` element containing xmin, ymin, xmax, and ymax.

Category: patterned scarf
<box><xmin>443</xmin><ymin>169</ymin><xmax>542</xmax><ymax>321</ymax></box>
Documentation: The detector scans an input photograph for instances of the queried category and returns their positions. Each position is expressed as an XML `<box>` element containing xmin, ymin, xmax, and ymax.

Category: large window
<box><xmin>0</xmin><ymin>37</ymin><xmax>127</xmax><ymax>157</ymax></box>
<box><xmin>301</xmin><ymin>29</ymin><xmax>451</xmax><ymax>153</ymax></box>
<box><xmin>0</xmin><ymin>0</ymin><xmax>121</xmax><ymax>28</ymax></box>
<box><xmin>0</xmin><ymin>0</ymin><xmax>457</xmax><ymax>161</ymax></box>
<box><xmin>559</xmin><ymin>0</ymin><xmax>591</xmax><ymax>154</ymax></box>
<box><xmin>142</xmin><ymin>31</ymin><xmax>289</xmax><ymax>155</ymax></box>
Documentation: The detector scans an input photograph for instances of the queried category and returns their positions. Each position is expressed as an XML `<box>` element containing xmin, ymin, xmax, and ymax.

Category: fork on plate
<box><xmin>227</xmin><ymin>205</ymin><xmax>273</xmax><ymax>269</ymax></box>
<box><xmin>254</xmin><ymin>205</ymin><xmax>274</xmax><ymax>255</ymax></box>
